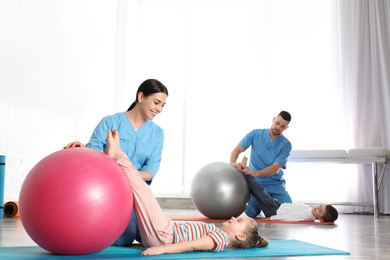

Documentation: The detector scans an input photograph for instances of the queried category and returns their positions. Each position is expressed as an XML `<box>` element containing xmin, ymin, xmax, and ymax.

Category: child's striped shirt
<box><xmin>172</xmin><ymin>222</ymin><xmax>228</xmax><ymax>251</ymax></box>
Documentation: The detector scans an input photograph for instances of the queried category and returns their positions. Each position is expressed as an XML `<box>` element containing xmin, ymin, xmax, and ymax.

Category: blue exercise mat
<box><xmin>0</xmin><ymin>240</ymin><xmax>349</xmax><ymax>259</ymax></box>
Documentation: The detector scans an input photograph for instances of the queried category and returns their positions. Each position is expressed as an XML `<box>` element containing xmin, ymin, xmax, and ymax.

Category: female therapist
<box><xmin>65</xmin><ymin>79</ymin><xmax>169</xmax><ymax>246</ymax></box>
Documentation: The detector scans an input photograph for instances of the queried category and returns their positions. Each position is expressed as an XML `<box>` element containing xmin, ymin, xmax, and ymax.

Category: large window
<box><xmin>119</xmin><ymin>0</ymin><xmax>351</xmax><ymax>200</ymax></box>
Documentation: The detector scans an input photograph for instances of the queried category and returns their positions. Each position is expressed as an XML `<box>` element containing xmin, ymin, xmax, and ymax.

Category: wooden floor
<box><xmin>1</xmin><ymin>209</ymin><xmax>389</xmax><ymax>259</ymax></box>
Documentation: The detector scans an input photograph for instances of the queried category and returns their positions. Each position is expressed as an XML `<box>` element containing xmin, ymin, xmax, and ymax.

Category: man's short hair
<box><xmin>278</xmin><ymin>111</ymin><xmax>291</xmax><ymax>122</ymax></box>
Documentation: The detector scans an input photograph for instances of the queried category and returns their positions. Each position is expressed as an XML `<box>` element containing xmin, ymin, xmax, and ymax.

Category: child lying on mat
<box><xmin>243</xmin><ymin>173</ymin><xmax>338</xmax><ymax>222</ymax></box>
<box><xmin>105</xmin><ymin>130</ymin><xmax>268</xmax><ymax>255</ymax></box>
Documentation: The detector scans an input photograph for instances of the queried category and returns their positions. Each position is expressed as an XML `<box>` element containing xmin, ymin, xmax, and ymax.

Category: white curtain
<box><xmin>335</xmin><ymin>0</ymin><xmax>390</xmax><ymax>213</ymax></box>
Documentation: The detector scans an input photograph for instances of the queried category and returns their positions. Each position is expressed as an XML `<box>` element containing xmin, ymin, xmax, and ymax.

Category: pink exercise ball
<box><xmin>19</xmin><ymin>148</ymin><xmax>133</xmax><ymax>255</ymax></box>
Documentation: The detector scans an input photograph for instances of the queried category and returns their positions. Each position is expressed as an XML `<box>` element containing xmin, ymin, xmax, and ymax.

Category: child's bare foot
<box><xmin>106</xmin><ymin>130</ymin><xmax>123</xmax><ymax>159</ymax></box>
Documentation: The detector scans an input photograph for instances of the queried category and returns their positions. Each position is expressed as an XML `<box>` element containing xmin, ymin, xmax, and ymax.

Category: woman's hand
<box><xmin>63</xmin><ymin>141</ymin><xmax>85</xmax><ymax>149</ymax></box>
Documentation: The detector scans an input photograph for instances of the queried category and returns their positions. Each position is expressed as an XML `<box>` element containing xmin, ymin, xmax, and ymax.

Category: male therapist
<box><xmin>230</xmin><ymin>111</ymin><xmax>292</xmax><ymax>218</ymax></box>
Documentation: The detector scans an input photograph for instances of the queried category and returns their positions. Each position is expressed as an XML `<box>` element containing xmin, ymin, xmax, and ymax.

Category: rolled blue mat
<box><xmin>0</xmin><ymin>155</ymin><xmax>5</xmax><ymax>219</ymax></box>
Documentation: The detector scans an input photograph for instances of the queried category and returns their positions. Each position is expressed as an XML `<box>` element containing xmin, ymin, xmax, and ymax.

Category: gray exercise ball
<box><xmin>190</xmin><ymin>162</ymin><xmax>250</xmax><ymax>219</ymax></box>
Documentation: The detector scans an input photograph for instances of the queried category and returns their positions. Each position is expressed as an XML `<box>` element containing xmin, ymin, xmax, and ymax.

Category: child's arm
<box><xmin>141</xmin><ymin>236</ymin><xmax>216</xmax><ymax>255</ymax></box>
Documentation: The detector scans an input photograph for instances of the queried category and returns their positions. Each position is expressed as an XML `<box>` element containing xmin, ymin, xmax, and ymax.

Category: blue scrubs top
<box><xmin>86</xmin><ymin>112</ymin><xmax>164</xmax><ymax>185</ymax></box>
<box><xmin>239</xmin><ymin>129</ymin><xmax>291</xmax><ymax>185</ymax></box>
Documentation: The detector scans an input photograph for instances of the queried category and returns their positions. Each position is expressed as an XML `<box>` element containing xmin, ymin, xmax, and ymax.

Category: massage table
<box><xmin>289</xmin><ymin>148</ymin><xmax>390</xmax><ymax>217</ymax></box>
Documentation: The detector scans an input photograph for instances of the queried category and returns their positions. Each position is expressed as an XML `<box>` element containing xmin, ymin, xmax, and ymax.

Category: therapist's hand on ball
<box><xmin>230</xmin><ymin>163</ymin><xmax>241</xmax><ymax>170</ymax></box>
<box><xmin>64</xmin><ymin>141</ymin><xmax>85</xmax><ymax>149</ymax></box>
<box><xmin>231</xmin><ymin>162</ymin><xmax>243</xmax><ymax>171</ymax></box>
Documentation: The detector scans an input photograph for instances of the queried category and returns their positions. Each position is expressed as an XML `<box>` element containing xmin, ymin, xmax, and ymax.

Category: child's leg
<box><xmin>114</xmin><ymin>152</ymin><xmax>174</xmax><ymax>247</ymax></box>
<box><xmin>243</xmin><ymin>174</ymin><xmax>280</xmax><ymax>217</ymax></box>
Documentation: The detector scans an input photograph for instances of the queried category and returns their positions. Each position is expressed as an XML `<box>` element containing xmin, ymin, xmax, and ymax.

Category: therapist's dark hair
<box><xmin>127</xmin><ymin>79</ymin><xmax>168</xmax><ymax>112</ymax></box>
<box><xmin>278</xmin><ymin>111</ymin><xmax>291</xmax><ymax>122</ymax></box>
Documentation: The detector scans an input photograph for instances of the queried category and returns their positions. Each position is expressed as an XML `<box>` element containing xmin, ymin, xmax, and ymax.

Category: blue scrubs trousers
<box><xmin>113</xmin><ymin>211</ymin><xmax>142</xmax><ymax>246</ymax></box>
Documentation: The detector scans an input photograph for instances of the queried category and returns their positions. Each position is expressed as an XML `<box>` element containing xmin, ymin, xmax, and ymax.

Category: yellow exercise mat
<box><xmin>4</xmin><ymin>201</ymin><xmax>20</xmax><ymax>218</ymax></box>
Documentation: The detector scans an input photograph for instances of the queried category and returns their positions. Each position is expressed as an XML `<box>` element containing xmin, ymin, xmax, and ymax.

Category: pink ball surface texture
<box><xmin>19</xmin><ymin>148</ymin><xmax>133</xmax><ymax>255</ymax></box>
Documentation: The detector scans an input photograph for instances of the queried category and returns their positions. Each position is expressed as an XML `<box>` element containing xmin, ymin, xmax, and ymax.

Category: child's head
<box><xmin>222</xmin><ymin>217</ymin><xmax>268</xmax><ymax>249</ymax></box>
<box><xmin>312</xmin><ymin>204</ymin><xmax>338</xmax><ymax>222</ymax></box>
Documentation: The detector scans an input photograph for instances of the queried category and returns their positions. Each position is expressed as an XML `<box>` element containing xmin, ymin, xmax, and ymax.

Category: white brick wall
<box><xmin>0</xmin><ymin>1</ymin><xmax>118</xmax><ymax>202</ymax></box>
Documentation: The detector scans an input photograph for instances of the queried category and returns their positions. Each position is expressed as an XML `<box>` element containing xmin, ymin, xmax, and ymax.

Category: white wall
<box><xmin>0</xmin><ymin>0</ymin><xmax>117</xmax><ymax>201</ymax></box>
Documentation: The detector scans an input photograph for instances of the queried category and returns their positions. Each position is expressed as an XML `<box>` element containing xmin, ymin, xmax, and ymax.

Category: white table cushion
<box><xmin>290</xmin><ymin>150</ymin><xmax>348</xmax><ymax>159</ymax></box>
<box><xmin>348</xmin><ymin>147</ymin><xmax>390</xmax><ymax>158</ymax></box>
